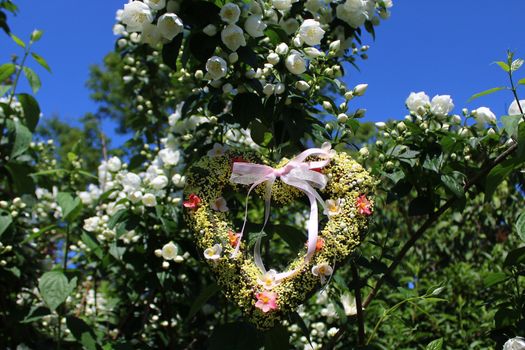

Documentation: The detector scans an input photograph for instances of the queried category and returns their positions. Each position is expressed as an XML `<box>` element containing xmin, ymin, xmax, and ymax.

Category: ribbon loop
<box><xmin>229</xmin><ymin>144</ymin><xmax>335</xmax><ymax>281</ymax></box>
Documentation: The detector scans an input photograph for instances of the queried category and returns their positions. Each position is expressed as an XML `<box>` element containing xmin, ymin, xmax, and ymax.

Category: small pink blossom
<box><xmin>255</xmin><ymin>291</ymin><xmax>278</xmax><ymax>313</ymax></box>
<box><xmin>356</xmin><ymin>194</ymin><xmax>372</xmax><ymax>216</ymax></box>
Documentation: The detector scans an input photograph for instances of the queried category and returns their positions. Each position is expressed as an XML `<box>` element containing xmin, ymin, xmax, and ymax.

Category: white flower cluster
<box><xmin>81</xmin><ymin>140</ymin><xmax>185</xmax><ymax>244</ymax></box>
<box><xmin>115</xmin><ymin>0</ymin><xmax>183</xmax><ymax>47</ymax></box>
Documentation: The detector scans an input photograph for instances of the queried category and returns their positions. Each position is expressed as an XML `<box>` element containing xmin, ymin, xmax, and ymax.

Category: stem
<box><xmin>508</xmin><ymin>63</ymin><xmax>525</xmax><ymax>122</ymax></box>
<box><xmin>8</xmin><ymin>48</ymin><xmax>30</xmax><ymax>106</ymax></box>
<box><xmin>351</xmin><ymin>263</ymin><xmax>365</xmax><ymax>347</ymax></box>
<box><xmin>325</xmin><ymin>141</ymin><xmax>519</xmax><ymax>349</ymax></box>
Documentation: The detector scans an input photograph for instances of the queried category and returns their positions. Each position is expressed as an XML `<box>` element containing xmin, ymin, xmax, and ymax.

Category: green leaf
<box><xmin>30</xmin><ymin>29</ymin><xmax>43</xmax><ymax>43</ymax></box>
<box><xmin>441</xmin><ymin>174</ymin><xmax>464</xmax><ymax>198</ymax></box>
<box><xmin>38</xmin><ymin>271</ymin><xmax>77</xmax><ymax>311</ymax></box>
<box><xmin>185</xmin><ymin>283</ymin><xmax>220</xmax><ymax>321</ymax></box>
<box><xmin>504</xmin><ymin>247</ymin><xmax>525</xmax><ymax>267</ymax></box>
<box><xmin>81</xmin><ymin>231</ymin><xmax>103</xmax><ymax>259</ymax></box>
<box><xmin>518</xmin><ymin>78</ymin><xmax>525</xmax><ymax>85</ymax></box>
<box><xmin>107</xmin><ymin>209</ymin><xmax>128</xmax><ymax>229</ymax></box>
<box><xmin>20</xmin><ymin>305</ymin><xmax>51</xmax><ymax>324</ymax></box>
<box><xmin>409</xmin><ymin>196</ymin><xmax>434</xmax><ymax>216</ymax></box>
<box><xmin>483</xmin><ymin>272</ymin><xmax>509</xmax><ymax>287</ymax></box>
<box><xmin>56</xmin><ymin>192</ymin><xmax>83</xmax><ymax>222</ymax></box>
<box><xmin>18</xmin><ymin>93</ymin><xmax>40</xmax><ymax>131</ymax></box>
<box><xmin>264</xmin><ymin>325</ymin><xmax>290</xmax><ymax>350</ymax></box>
<box><xmin>161</xmin><ymin>34</ymin><xmax>183</xmax><ymax>71</ymax></box>
<box><xmin>468</xmin><ymin>87</ymin><xmax>506</xmax><ymax>102</ymax></box>
<box><xmin>22</xmin><ymin>66</ymin><xmax>41</xmax><ymax>94</ymax></box>
<box><xmin>484</xmin><ymin>159</ymin><xmax>515</xmax><ymax>200</ymax></box>
<box><xmin>5</xmin><ymin>162</ymin><xmax>35</xmax><ymax>194</ymax></box>
<box><xmin>0</xmin><ymin>211</ymin><xmax>12</xmax><ymax>238</ymax></box>
<box><xmin>501</xmin><ymin>115</ymin><xmax>521</xmax><ymax>138</ymax></box>
<box><xmin>10</xmin><ymin>121</ymin><xmax>32</xmax><ymax>158</ymax></box>
<box><xmin>31</xmin><ymin>52</ymin><xmax>51</xmax><ymax>72</ymax></box>
<box><xmin>0</xmin><ymin>63</ymin><xmax>15</xmax><ymax>82</ymax></box>
<box><xmin>232</xmin><ymin>92</ymin><xmax>263</xmax><ymax>128</ymax></box>
<box><xmin>10</xmin><ymin>33</ymin><xmax>25</xmax><ymax>48</ymax></box>
<box><xmin>426</xmin><ymin>338</ymin><xmax>443</xmax><ymax>350</ymax></box>
<box><xmin>66</xmin><ymin>316</ymin><xmax>98</xmax><ymax>350</ymax></box>
<box><xmin>516</xmin><ymin>212</ymin><xmax>525</xmax><ymax>242</ymax></box>
<box><xmin>494</xmin><ymin>61</ymin><xmax>510</xmax><ymax>73</ymax></box>
<box><xmin>22</xmin><ymin>224</ymin><xmax>56</xmax><ymax>244</ymax></box>
<box><xmin>208</xmin><ymin>322</ymin><xmax>262</xmax><ymax>350</ymax></box>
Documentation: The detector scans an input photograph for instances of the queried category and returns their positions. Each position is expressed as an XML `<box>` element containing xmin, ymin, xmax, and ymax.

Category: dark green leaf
<box><xmin>81</xmin><ymin>231</ymin><xmax>103</xmax><ymax>259</ymax></box>
<box><xmin>426</xmin><ymin>338</ymin><xmax>443</xmax><ymax>350</ymax></box>
<box><xmin>22</xmin><ymin>224</ymin><xmax>56</xmax><ymax>244</ymax></box>
<box><xmin>0</xmin><ymin>211</ymin><xmax>12</xmax><ymax>238</ymax></box>
<box><xmin>232</xmin><ymin>93</ymin><xmax>263</xmax><ymax>128</ymax></box>
<box><xmin>483</xmin><ymin>272</ymin><xmax>508</xmax><ymax>287</ymax></box>
<box><xmin>495</xmin><ymin>307</ymin><xmax>520</xmax><ymax>329</ymax></box>
<box><xmin>264</xmin><ymin>325</ymin><xmax>290</xmax><ymax>350</ymax></box>
<box><xmin>409</xmin><ymin>196</ymin><xmax>434</xmax><ymax>216</ymax></box>
<box><xmin>18</xmin><ymin>93</ymin><xmax>40</xmax><ymax>131</ymax></box>
<box><xmin>441</xmin><ymin>174</ymin><xmax>464</xmax><ymax>198</ymax></box>
<box><xmin>0</xmin><ymin>62</ymin><xmax>15</xmax><ymax>82</ymax></box>
<box><xmin>38</xmin><ymin>271</ymin><xmax>77</xmax><ymax>311</ymax></box>
<box><xmin>20</xmin><ymin>305</ymin><xmax>51</xmax><ymax>324</ymax></box>
<box><xmin>185</xmin><ymin>283</ymin><xmax>220</xmax><ymax>321</ymax></box>
<box><xmin>485</xmin><ymin>159</ymin><xmax>515</xmax><ymax>200</ymax></box>
<box><xmin>5</xmin><ymin>162</ymin><xmax>35</xmax><ymax>194</ymax></box>
<box><xmin>161</xmin><ymin>34</ymin><xmax>183</xmax><ymax>70</ymax></box>
<box><xmin>208</xmin><ymin>322</ymin><xmax>262</xmax><ymax>350</ymax></box>
<box><xmin>66</xmin><ymin>316</ymin><xmax>98</xmax><ymax>350</ymax></box>
<box><xmin>57</xmin><ymin>192</ymin><xmax>83</xmax><ymax>222</ymax></box>
<box><xmin>10</xmin><ymin>121</ymin><xmax>32</xmax><ymax>158</ymax></box>
<box><xmin>31</xmin><ymin>52</ymin><xmax>51</xmax><ymax>72</ymax></box>
<box><xmin>504</xmin><ymin>247</ymin><xmax>525</xmax><ymax>267</ymax></box>
<box><xmin>467</xmin><ymin>87</ymin><xmax>506</xmax><ymax>102</ymax></box>
<box><xmin>22</xmin><ymin>66</ymin><xmax>41</xmax><ymax>94</ymax></box>
<box><xmin>516</xmin><ymin>212</ymin><xmax>525</xmax><ymax>242</ymax></box>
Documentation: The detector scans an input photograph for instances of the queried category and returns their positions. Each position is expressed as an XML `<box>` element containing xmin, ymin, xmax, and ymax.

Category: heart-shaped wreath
<box><xmin>183</xmin><ymin>144</ymin><xmax>374</xmax><ymax>329</ymax></box>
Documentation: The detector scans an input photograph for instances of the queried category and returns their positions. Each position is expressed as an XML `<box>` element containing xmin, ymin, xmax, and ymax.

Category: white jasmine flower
<box><xmin>150</xmin><ymin>175</ymin><xmax>169</xmax><ymax>190</ymax></box>
<box><xmin>244</xmin><ymin>15</ymin><xmax>267</xmax><ymax>38</ymax></box>
<box><xmin>157</xmin><ymin>13</ymin><xmax>183</xmax><ymax>40</ymax></box>
<box><xmin>113</xmin><ymin>24</ymin><xmax>126</xmax><ymax>36</ymax></box>
<box><xmin>83</xmin><ymin>217</ymin><xmax>100</xmax><ymax>232</ymax></box>
<box><xmin>171</xmin><ymin>174</ymin><xmax>186</xmax><ymax>187</ymax></box>
<box><xmin>210</xmin><ymin>197</ymin><xmax>229</xmax><ymax>212</ymax></box>
<box><xmin>144</xmin><ymin>0</ymin><xmax>166</xmax><ymax>10</ymax></box>
<box><xmin>275</xmin><ymin>42</ymin><xmax>289</xmax><ymax>55</ymax></box>
<box><xmin>285</xmin><ymin>51</ymin><xmax>307</xmax><ymax>75</ymax></box>
<box><xmin>430</xmin><ymin>95</ymin><xmax>454</xmax><ymax>117</ymax></box>
<box><xmin>472</xmin><ymin>107</ymin><xmax>496</xmax><ymax>125</ymax></box>
<box><xmin>303</xmin><ymin>47</ymin><xmax>324</xmax><ymax>58</ymax></box>
<box><xmin>280</xmin><ymin>18</ymin><xmax>299</xmax><ymax>34</ymax></box>
<box><xmin>295</xmin><ymin>80</ymin><xmax>310</xmax><ymax>91</ymax></box>
<box><xmin>299</xmin><ymin>19</ymin><xmax>325</xmax><ymax>46</ymax></box>
<box><xmin>221</xmin><ymin>24</ymin><xmax>246</xmax><ymax>51</ymax></box>
<box><xmin>323</xmin><ymin>198</ymin><xmax>342</xmax><ymax>216</ymax></box>
<box><xmin>272</xmin><ymin>0</ymin><xmax>292</xmax><ymax>11</ymax></box>
<box><xmin>203</xmin><ymin>24</ymin><xmax>217</xmax><ymax>36</ymax></box>
<box><xmin>122</xmin><ymin>173</ymin><xmax>142</xmax><ymax>192</ymax></box>
<box><xmin>107</xmin><ymin>156</ymin><xmax>122</xmax><ymax>172</ymax></box>
<box><xmin>305</xmin><ymin>0</ymin><xmax>325</xmax><ymax>13</ymax></box>
<box><xmin>121</xmin><ymin>1</ymin><xmax>153</xmax><ymax>32</ymax></box>
<box><xmin>267</xmin><ymin>52</ymin><xmax>280</xmax><ymax>65</ymax></box>
<box><xmin>340</xmin><ymin>293</ymin><xmax>358</xmax><ymax>316</ymax></box>
<box><xmin>353</xmin><ymin>83</ymin><xmax>368</xmax><ymax>96</ymax></box>
<box><xmin>508</xmin><ymin>99</ymin><xmax>525</xmax><ymax>116</ymax></box>
<box><xmin>503</xmin><ymin>337</ymin><xmax>525</xmax><ymax>350</ymax></box>
<box><xmin>205</xmin><ymin>56</ymin><xmax>228</xmax><ymax>80</ymax></box>
<box><xmin>204</xmin><ymin>244</ymin><xmax>222</xmax><ymax>260</ymax></box>
<box><xmin>359</xmin><ymin>147</ymin><xmax>369</xmax><ymax>157</ymax></box>
<box><xmin>263</xmin><ymin>83</ymin><xmax>275</xmax><ymax>96</ymax></box>
<box><xmin>154</xmin><ymin>249</ymin><xmax>163</xmax><ymax>257</ymax></box>
<box><xmin>129</xmin><ymin>191</ymin><xmax>143</xmax><ymax>203</ymax></box>
<box><xmin>405</xmin><ymin>91</ymin><xmax>430</xmax><ymax>116</ymax></box>
<box><xmin>257</xmin><ymin>269</ymin><xmax>279</xmax><ymax>290</ymax></box>
<box><xmin>207</xmin><ymin>143</ymin><xmax>227</xmax><ymax>157</ymax></box>
<box><xmin>158</xmin><ymin>148</ymin><xmax>181</xmax><ymax>166</ymax></box>
<box><xmin>142</xmin><ymin>193</ymin><xmax>157</xmax><ymax>207</ymax></box>
<box><xmin>312</xmin><ymin>262</ymin><xmax>333</xmax><ymax>283</ymax></box>
<box><xmin>220</xmin><ymin>3</ymin><xmax>241</xmax><ymax>24</ymax></box>
<box><xmin>336</xmin><ymin>0</ymin><xmax>374</xmax><ymax>28</ymax></box>
<box><xmin>161</xmin><ymin>241</ymin><xmax>178</xmax><ymax>260</ymax></box>
<box><xmin>275</xmin><ymin>83</ymin><xmax>285</xmax><ymax>94</ymax></box>
<box><xmin>141</xmin><ymin>23</ymin><xmax>162</xmax><ymax>46</ymax></box>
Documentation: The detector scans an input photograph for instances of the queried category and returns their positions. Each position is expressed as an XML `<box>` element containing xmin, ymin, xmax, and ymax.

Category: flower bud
<box><xmin>194</xmin><ymin>70</ymin><xmax>204</xmax><ymax>80</ymax></box>
<box><xmin>267</xmin><ymin>52</ymin><xmax>280</xmax><ymax>65</ymax></box>
<box><xmin>353</xmin><ymin>83</ymin><xmax>368</xmax><ymax>96</ymax></box>
<box><xmin>322</xmin><ymin>101</ymin><xmax>332</xmax><ymax>111</ymax></box>
<box><xmin>276</xmin><ymin>42</ymin><xmax>289</xmax><ymax>55</ymax></box>
<box><xmin>396</xmin><ymin>122</ymin><xmax>407</xmax><ymax>131</ymax></box>
<box><xmin>263</xmin><ymin>83</ymin><xmax>274</xmax><ymax>96</ymax></box>
<box><xmin>359</xmin><ymin>147</ymin><xmax>369</xmax><ymax>157</ymax></box>
<box><xmin>275</xmin><ymin>83</ymin><xmax>285</xmax><ymax>95</ymax></box>
<box><xmin>337</xmin><ymin>113</ymin><xmax>348</xmax><ymax>123</ymax></box>
<box><xmin>295</xmin><ymin>80</ymin><xmax>310</xmax><ymax>91</ymax></box>
<box><xmin>344</xmin><ymin>91</ymin><xmax>354</xmax><ymax>100</ymax></box>
<box><xmin>329</xmin><ymin>40</ymin><xmax>341</xmax><ymax>52</ymax></box>
<box><xmin>375</xmin><ymin>122</ymin><xmax>386</xmax><ymax>130</ymax></box>
<box><xmin>203</xmin><ymin>24</ymin><xmax>217</xmax><ymax>36</ymax></box>
<box><xmin>228</xmin><ymin>52</ymin><xmax>239</xmax><ymax>63</ymax></box>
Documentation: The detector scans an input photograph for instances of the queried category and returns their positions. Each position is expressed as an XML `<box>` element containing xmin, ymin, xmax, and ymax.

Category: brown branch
<box><xmin>326</xmin><ymin>141</ymin><xmax>518</xmax><ymax>349</ymax></box>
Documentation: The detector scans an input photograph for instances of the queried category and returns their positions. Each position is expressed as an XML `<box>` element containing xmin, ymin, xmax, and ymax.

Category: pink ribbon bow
<box><xmin>229</xmin><ymin>143</ymin><xmax>335</xmax><ymax>281</ymax></box>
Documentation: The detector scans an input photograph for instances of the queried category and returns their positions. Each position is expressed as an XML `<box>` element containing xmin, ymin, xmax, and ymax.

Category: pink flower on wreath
<box><xmin>255</xmin><ymin>291</ymin><xmax>278</xmax><ymax>313</ymax></box>
<box><xmin>356</xmin><ymin>194</ymin><xmax>372</xmax><ymax>216</ymax></box>
<box><xmin>183</xmin><ymin>194</ymin><xmax>201</xmax><ymax>209</ymax></box>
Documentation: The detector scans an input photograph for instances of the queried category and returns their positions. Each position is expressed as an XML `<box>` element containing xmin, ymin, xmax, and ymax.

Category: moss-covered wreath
<box><xmin>183</xmin><ymin>146</ymin><xmax>374</xmax><ymax>329</ymax></box>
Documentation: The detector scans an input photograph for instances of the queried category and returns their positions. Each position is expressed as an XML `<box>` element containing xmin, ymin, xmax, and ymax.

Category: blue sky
<box><xmin>2</xmin><ymin>1</ymin><xmax>524</xmax><ymax>147</ymax></box>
